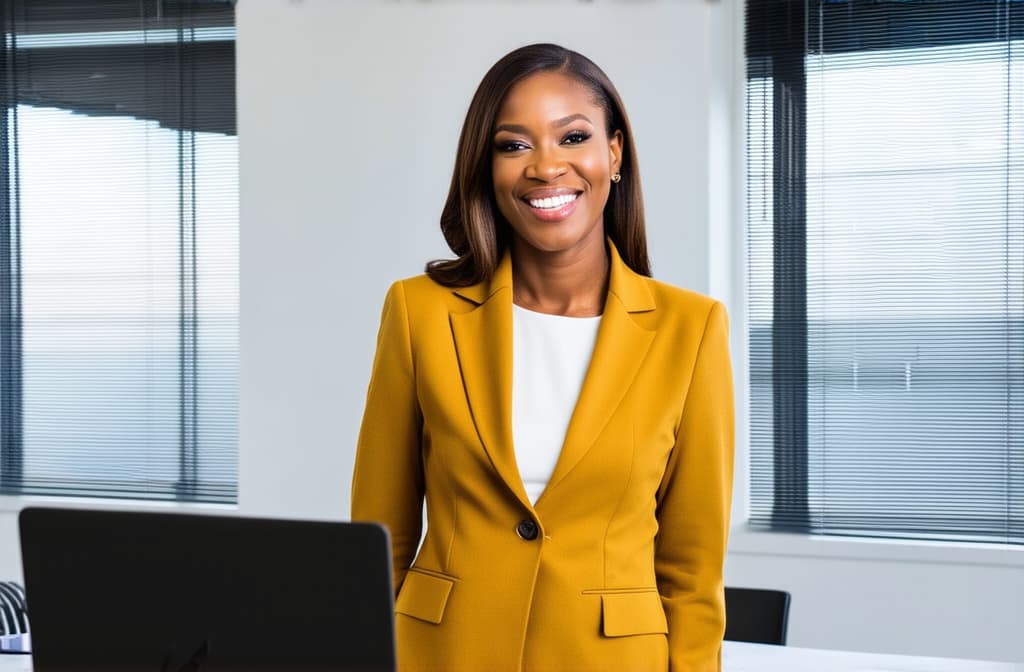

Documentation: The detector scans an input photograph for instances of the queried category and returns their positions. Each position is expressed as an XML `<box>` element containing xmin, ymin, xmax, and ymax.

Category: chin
<box><xmin>522</xmin><ymin>230</ymin><xmax>590</xmax><ymax>254</ymax></box>
<box><xmin>504</xmin><ymin>208</ymin><xmax>604</xmax><ymax>256</ymax></box>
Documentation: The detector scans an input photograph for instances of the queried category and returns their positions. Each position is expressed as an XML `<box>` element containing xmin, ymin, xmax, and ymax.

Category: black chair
<box><xmin>0</xmin><ymin>581</ymin><xmax>30</xmax><ymax>653</ymax></box>
<box><xmin>724</xmin><ymin>586</ymin><xmax>791</xmax><ymax>645</ymax></box>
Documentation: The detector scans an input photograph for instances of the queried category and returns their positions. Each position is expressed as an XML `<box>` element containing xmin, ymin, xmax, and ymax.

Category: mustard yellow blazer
<box><xmin>352</xmin><ymin>241</ymin><xmax>734</xmax><ymax>672</ymax></box>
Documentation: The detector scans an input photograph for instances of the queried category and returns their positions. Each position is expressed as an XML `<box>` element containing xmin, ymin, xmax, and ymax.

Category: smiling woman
<box><xmin>492</xmin><ymin>72</ymin><xmax>621</xmax><ymax>316</ymax></box>
<box><xmin>351</xmin><ymin>43</ymin><xmax>735</xmax><ymax>672</ymax></box>
<box><xmin>426</xmin><ymin>44</ymin><xmax>649</xmax><ymax>291</ymax></box>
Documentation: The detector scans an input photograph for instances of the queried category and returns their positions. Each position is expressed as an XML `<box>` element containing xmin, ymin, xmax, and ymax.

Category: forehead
<box><xmin>495</xmin><ymin>71</ymin><xmax>606</xmax><ymax>127</ymax></box>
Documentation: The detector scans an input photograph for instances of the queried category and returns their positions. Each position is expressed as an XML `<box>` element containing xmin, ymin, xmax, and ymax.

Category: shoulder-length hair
<box><xmin>426</xmin><ymin>43</ymin><xmax>650</xmax><ymax>287</ymax></box>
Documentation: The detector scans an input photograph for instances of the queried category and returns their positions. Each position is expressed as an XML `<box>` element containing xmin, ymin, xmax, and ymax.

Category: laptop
<box><xmin>19</xmin><ymin>507</ymin><xmax>395</xmax><ymax>672</ymax></box>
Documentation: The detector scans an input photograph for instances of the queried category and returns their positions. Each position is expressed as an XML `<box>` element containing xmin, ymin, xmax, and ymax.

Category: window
<box><xmin>0</xmin><ymin>0</ymin><xmax>238</xmax><ymax>503</ymax></box>
<box><xmin>746</xmin><ymin>0</ymin><xmax>1023</xmax><ymax>543</ymax></box>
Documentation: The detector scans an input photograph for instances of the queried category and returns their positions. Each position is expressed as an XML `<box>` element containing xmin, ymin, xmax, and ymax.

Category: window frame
<box><xmin>0</xmin><ymin>0</ymin><xmax>238</xmax><ymax>504</ymax></box>
<box><xmin>743</xmin><ymin>0</ymin><xmax>1024</xmax><ymax>543</ymax></box>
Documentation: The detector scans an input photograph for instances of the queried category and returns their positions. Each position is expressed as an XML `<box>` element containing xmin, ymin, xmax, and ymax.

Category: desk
<box><xmin>2</xmin><ymin>643</ymin><xmax>1021</xmax><ymax>671</ymax></box>
<box><xmin>723</xmin><ymin>641</ymin><xmax>1023</xmax><ymax>672</ymax></box>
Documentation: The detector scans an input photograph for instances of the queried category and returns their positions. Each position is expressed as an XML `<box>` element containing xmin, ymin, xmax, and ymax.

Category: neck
<box><xmin>511</xmin><ymin>235</ymin><xmax>609</xmax><ymax>317</ymax></box>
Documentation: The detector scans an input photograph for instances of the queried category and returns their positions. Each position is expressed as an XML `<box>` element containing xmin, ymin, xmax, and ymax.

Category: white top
<box><xmin>512</xmin><ymin>304</ymin><xmax>601</xmax><ymax>504</ymax></box>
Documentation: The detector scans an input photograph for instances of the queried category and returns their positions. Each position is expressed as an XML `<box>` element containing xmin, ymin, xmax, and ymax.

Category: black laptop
<box><xmin>19</xmin><ymin>507</ymin><xmax>395</xmax><ymax>672</ymax></box>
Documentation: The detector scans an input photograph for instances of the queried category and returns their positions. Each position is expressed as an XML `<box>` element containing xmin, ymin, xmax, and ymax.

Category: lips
<box><xmin>521</xmin><ymin>188</ymin><xmax>582</xmax><ymax>222</ymax></box>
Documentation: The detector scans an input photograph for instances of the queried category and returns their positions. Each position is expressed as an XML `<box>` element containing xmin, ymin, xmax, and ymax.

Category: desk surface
<box><xmin>723</xmin><ymin>641</ymin><xmax>1023</xmax><ymax>672</ymax></box>
<box><xmin>2</xmin><ymin>642</ymin><xmax>1021</xmax><ymax>672</ymax></box>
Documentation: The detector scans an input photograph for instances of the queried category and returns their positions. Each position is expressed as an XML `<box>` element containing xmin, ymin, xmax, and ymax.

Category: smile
<box><xmin>521</xmin><ymin>190</ymin><xmax>581</xmax><ymax>223</ymax></box>
<box><xmin>527</xmin><ymin>193</ymin><xmax>578</xmax><ymax>210</ymax></box>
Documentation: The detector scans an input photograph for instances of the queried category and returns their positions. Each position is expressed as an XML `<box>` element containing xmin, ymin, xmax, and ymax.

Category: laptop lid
<box><xmin>19</xmin><ymin>507</ymin><xmax>395</xmax><ymax>672</ymax></box>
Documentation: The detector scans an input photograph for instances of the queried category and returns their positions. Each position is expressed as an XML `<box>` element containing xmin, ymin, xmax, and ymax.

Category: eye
<box><xmin>495</xmin><ymin>139</ymin><xmax>529</xmax><ymax>152</ymax></box>
<box><xmin>563</xmin><ymin>130</ymin><xmax>591</xmax><ymax>145</ymax></box>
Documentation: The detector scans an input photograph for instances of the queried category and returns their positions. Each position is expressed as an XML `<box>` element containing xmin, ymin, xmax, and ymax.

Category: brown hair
<box><xmin>426</xmin><ymin>43</ymin><xmax>650</xmax><ymax>287</ymax></box>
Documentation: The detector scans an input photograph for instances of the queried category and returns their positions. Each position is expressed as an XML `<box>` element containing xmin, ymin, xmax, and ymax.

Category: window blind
<box><xmin>746</xmin><ymin>0</ymin><xmax>1023</xmax><ymax>543</ymax></box>
<box><xmin>0</xmin><ymin>0</ymin><xmax>238</xmax><ymax>503</ymax></box>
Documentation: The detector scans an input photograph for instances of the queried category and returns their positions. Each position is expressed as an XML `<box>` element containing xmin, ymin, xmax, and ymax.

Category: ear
<box><xmin>609</xmin><ymin>129</ymin><xmax>624</xmax><ymax>174</ymax></box>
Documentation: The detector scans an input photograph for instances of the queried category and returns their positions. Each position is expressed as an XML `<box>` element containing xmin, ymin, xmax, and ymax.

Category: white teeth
<box><xmin>528</xmin><ymin>193</ymin><xmax>577</xmax><ymax>209</ymax></box>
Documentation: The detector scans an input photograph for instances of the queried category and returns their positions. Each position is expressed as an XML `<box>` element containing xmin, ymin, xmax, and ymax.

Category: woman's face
<box><xmin>491</xmin><ymin>71</ymin><xmax>622</xmax><ymax>258</ymax></box>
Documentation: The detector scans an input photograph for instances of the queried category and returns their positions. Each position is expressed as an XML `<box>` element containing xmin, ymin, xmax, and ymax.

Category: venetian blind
<box><xmin>746</xmin><ymin>0</ymin><xmax>1023</xmax><ymax>543</ymax></box>
<box><xmin>0</xmin><ymin>0</ymin><xmax>238</xmax><ymax>503</ymax></box>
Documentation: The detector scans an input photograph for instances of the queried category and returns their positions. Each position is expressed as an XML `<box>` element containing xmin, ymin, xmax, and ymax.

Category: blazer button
<box><xmin>516</xmin><ymin>519</ymin><xmax>539</xmax><ymax>541</ymax></box>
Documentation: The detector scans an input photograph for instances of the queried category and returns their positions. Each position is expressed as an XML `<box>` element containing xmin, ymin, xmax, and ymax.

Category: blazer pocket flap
<box><xmin>395</xmin><ymin>571</ymin><xmax>454</xmax><ymax>625</ymax></box>
<box><xmin>601</xmin><ymin>591</ymin><xmax>668</xmax><ymax>637</ymax></box>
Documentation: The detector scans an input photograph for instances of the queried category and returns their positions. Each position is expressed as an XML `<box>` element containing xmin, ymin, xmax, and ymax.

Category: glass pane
<box><xmin>802</xmin><ymin>42</ymin><xmax>1023</xmax><ymax>541</ymax></box>
<box><xmin>16</xmin><ymin>104</ymin><xmax>238</xmax><ymax>500</ymax></box>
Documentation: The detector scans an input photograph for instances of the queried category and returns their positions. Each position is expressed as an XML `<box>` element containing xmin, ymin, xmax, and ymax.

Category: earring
<box><xmin>611</xmin><ymin>172</ymin><xmax>621</xmax><ymax>184</ymax></box>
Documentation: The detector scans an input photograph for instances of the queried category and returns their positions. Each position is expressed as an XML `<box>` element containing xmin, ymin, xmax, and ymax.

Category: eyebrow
<box><xmin>494</xmin><ymin>113</ymin><xmax>593</xmax><ymax>135</ymax></box>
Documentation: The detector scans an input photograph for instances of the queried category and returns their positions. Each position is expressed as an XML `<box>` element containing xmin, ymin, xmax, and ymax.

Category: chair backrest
<box><xmin>0</xmin><ymin>581</ymin><xmax>30</xmax><ymax>653</ymax></box>
<box><xmin>724</xmin><ymin>586</ymin><xmax>791</xmax><ymax>645</ymax></box>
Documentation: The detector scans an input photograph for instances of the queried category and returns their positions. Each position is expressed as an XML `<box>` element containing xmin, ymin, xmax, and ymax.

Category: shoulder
<box><xmin>388</xmin><ymin>272</ymin><xmax>444</xmax><ymax>296</ymax></box>
<box><xmin>645</xmin><ymin>277</ymin><xmax>721</xmax><ymax>314</ymax></box>
<box><xmin>373</xmin><ymin>270</ymin><xmax>443</xmax><ymax>301</ymax></box>
<box><xmin>372</xmin><ymin>274</ymin><xmax>463</xmax><ymax>352</ymax></box>
<box><xmin>607</xmin><ymin>245</ymin><xmax>723</xmax><ymax>323</ymax></box>
<box><xmin>634</xmin><ymin>276</ymin><xmax>728</xmax><ymax>335</ymax></box>
<box><xmin>378</xmin><ymin>273</ymin><xmax>469</xmax><ymax>325</ymax></box>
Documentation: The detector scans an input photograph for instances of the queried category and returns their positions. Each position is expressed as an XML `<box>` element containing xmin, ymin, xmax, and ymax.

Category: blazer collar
<box><xmin>453</xmin><ymin>238</ymin><xmax>656</xmax><ymax>313</ymax></box>
<box><xmin>449</xmin><ymin>238</ymin><xmax>656</xmax><ymax>510</ymax></box>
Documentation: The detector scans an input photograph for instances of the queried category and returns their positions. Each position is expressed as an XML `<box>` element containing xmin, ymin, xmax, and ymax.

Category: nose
<box><xmin>524</xmin><ymin>145</ymin><xmax>568</xmax><ymax>182</ymax></box>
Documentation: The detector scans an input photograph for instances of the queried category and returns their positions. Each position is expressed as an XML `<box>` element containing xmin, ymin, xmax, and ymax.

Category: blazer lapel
<box><xmin>449</xmin><ymin>253</ymin><xmax>530</xmax><ymax>507</ymax></box>
<box><xmin>541</xmin><ymin>242</ymin><xmax>657</xmax><ymax>501</ymax></box>
<box><xmin>449</xmin><ymin>241</ymin><xmax>657</xmax><ymax>509</ymax></box>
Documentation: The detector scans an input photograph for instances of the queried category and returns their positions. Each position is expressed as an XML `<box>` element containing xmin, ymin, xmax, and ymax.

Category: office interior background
<box><xmin>1</xmin><ymin>0</ymin><xmax>1022</xmax><ymax>664</ymax></box>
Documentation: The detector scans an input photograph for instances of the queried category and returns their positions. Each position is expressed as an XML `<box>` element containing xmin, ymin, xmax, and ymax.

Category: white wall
<box><xmin>725</xmin><ymin>532</ymin><xmax>1024</xmax><ymax>661</ymax></box>
<box><xmin>2</xmin><ymin>0</ymin><xmax>1022</xmax><ymax>664</ymax></box>
<box><xmin>237</xmin><ymin>0</ymin><xmax>714</xmax><ymax>521</ymax></box>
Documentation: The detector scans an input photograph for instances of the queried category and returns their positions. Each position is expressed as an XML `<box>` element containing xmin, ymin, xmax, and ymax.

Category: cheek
<box><xmin>579</xmin><ymin>151</ymin><xmax>611</xmax><ymax>183</ymax></box>
<box><xmin>580</xmin><ymin>152</ymin><xmax>612</xmax><ymax>207</ymax></box>
<box><xmin>491</xmin><ymin>160</ymin><xmax>520</xmax><ymax>227</ymax></box>
<box><xmin>491</xmin><ymin>160</ymin><xmax>517</xmax><ymax>201</ymax></box>
<box><xmin>591</xmin><ymin>183</ymin><xmax>612</xmax><ymax>216</ymax></box>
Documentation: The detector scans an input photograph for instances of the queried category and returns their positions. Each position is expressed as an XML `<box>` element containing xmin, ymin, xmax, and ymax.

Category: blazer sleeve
<box><xmin>351</xmin><ymin>280</ymin><xmax>424</xmax><ymax>594</ymax></box>
<box><xmin>655</xmin><ymin>301</ymin><xmax>735</xmax><ymax>672</ymax></box>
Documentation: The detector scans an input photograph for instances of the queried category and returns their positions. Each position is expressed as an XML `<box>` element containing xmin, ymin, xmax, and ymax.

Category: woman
<box><xmin>352</xmin><ymin>43</ymin><xmax>734</xmax><ymax>672</ymax></box>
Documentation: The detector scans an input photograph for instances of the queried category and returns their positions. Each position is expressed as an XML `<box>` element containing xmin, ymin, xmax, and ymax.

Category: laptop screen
<box><xmin>19</xmin><ymin>508</ymin><xmax>395</xmax><ymax>672</ymax></box>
